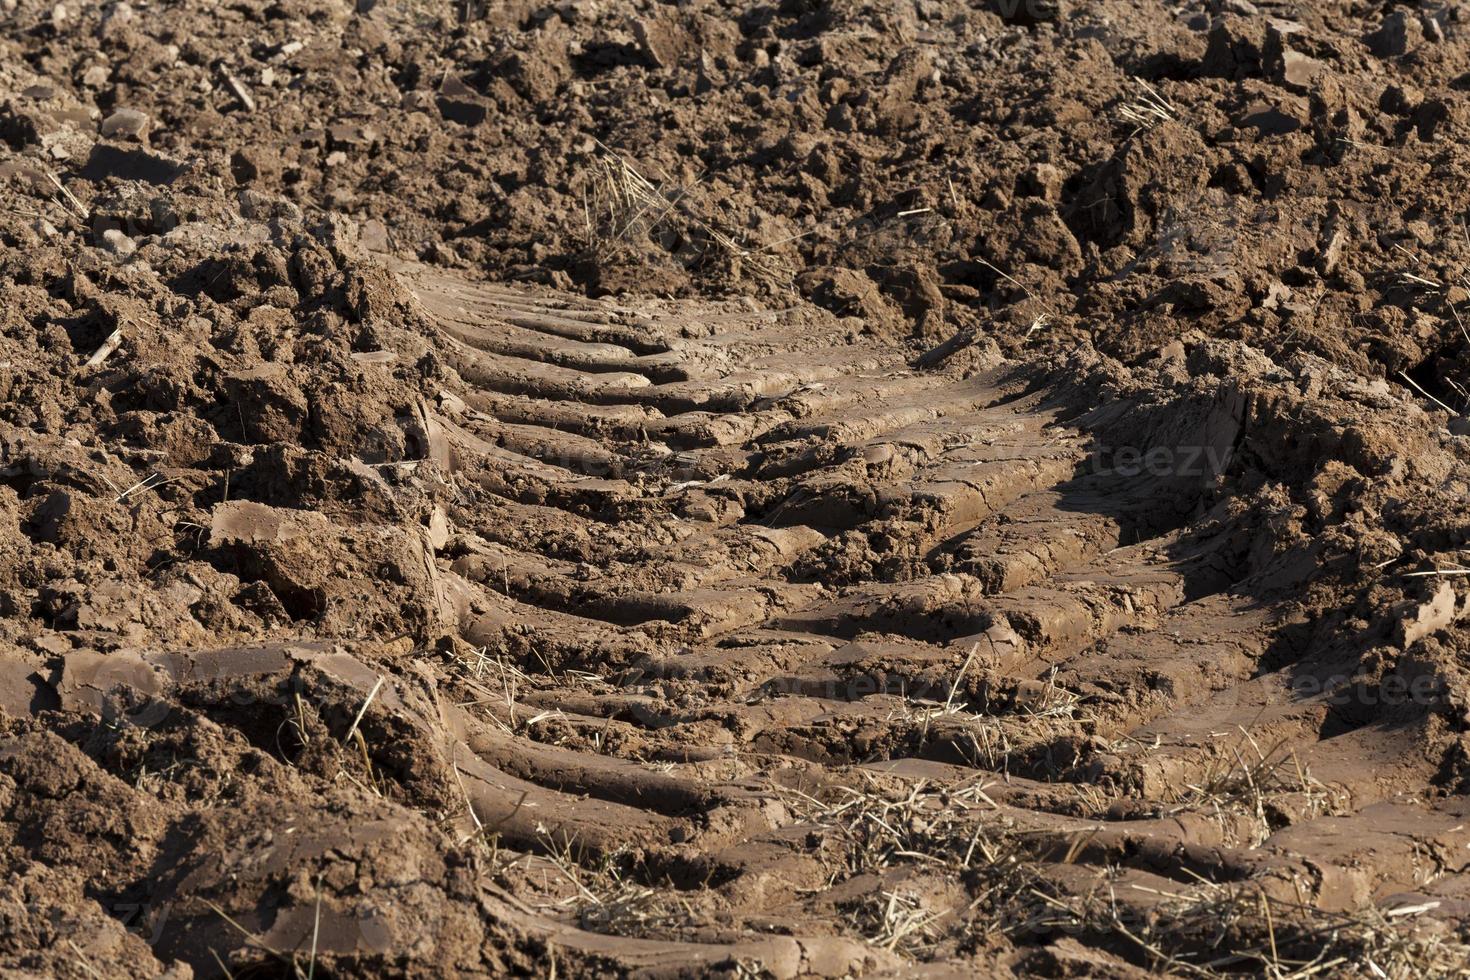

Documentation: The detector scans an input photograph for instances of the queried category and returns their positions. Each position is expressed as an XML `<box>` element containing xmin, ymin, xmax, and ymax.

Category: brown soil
<box><xmin>5</xmin><ymin>0</ymin><xmax>1470</xmax><ymax>976</ymax></box>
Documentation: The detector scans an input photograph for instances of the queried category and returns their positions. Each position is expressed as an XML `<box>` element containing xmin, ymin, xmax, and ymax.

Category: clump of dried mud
<box><xmin>7</xmin><ymin>1</ymin><xmax>1470</xmax><ymax>977</ymax></box>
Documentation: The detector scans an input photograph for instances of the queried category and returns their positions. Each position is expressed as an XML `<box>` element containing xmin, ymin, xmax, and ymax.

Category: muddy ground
<box><xmin>5</xmin><ymin>0</ymin><xmax>1470</xmax><ymax>976</ymax></box>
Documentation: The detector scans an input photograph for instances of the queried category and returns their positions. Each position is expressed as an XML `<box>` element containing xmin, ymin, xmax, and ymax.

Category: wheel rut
<box><xmin>355</xmin><ymin>265</ymin><xmax>1460</xmax><ymax>972</ymax></box>
<box><xmin>37</xmin><ymin>265</ymin><xmax>1463</xmax><ymax>977</ymax></box>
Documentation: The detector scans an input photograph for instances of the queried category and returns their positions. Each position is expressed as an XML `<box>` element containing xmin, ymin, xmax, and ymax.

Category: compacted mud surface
<box><xmin>8</xmin><ymin>0</ymin><xmax>1470</xmax><ymax>976</ymax></box>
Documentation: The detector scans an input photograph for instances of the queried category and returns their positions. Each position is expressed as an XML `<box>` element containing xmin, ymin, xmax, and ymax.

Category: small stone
<box><xmin>324</xmin><ymin>150</ymin><xmax>347</xmax><ymax>167</ymax></box>
<box><xmin>81</xmin><ymin>65</ymin><xmax>109</xmax><ymax>89</ymax></box>
<box><xmin>100</xmin><ymin>228</ymin><xmax>136</xmax><ymax>256</ymax></box>
<box><xmin>100</xmin><ymin>107</ymin><xmax>149</xmax><ymax>141</ymax></box>
<box><xmin>359</xmin><ymin>218</ymin><xmax>389</xmax><ymax>253</ymax></box>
